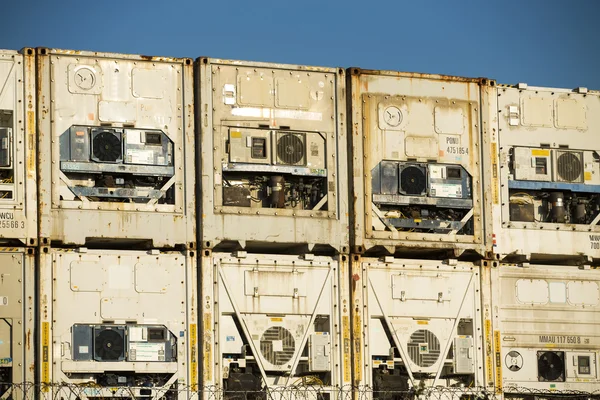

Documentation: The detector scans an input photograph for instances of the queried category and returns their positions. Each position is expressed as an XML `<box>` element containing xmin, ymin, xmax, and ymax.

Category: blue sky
<box><xmin>2</xmin><ymin>0</ymin><xmax>598</xmax><ymax>89</ymax></box>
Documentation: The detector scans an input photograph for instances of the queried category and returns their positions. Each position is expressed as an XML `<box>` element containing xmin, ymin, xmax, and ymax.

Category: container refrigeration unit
<box><xmin>38</xmin><ymin>248</ymin><xmax>198</xmax><ymax>400</ymax></box>
<box><xmin>348</xmin><ymin>68</ymin><xmax>490</xmax><ymax>258</ymax></box>
<box><xmin>200</xmin><ymin>252</ymin><xmax>352</xmax><ymax>399</ymax></box>
<box><xmin>197</xmin><ymin>58</ymin><xmax>349</xmax><ymax>254</ymax></box>
<box><xmin>0</xmin><ymin>49</ymin><xmax>37</xmax><ymax>246</ymax></box>
<box><xmin>350</xmin><ymin>256</ymin><xmax>485</xmax><ymax>397</ymax></box>
<box><xmin>0</xmin><ymin>248</ymin><xmax>35</xmax><ymax>399</ymax></box>
<box><xmin>484</xmin><ymin>263</ymin><xmax>600</xmax><ymax>396</ymax></box>
<box><xmin>36</xmin><ymin>48</ymin><xmax>195</xmax><ymax>249</ymax></box>
<box><xmin>484</xmin><ymin>83</ymin><xmax>600</xmax><ymax>263</ymax></box>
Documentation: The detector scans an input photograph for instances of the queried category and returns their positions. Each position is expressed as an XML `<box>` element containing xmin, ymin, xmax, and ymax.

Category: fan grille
<box><xmin>537</xmin><ymin>351</ymin><xmax>565</xmax><ymax>382</ymax></box>
<box><xmin>556</xmin><ymin>152</ymin><xmax>583</xmax><ymax>182</ymax></box>
<box><xmin>400</xmin><ymin>166</ymin><xmax>427</xmax><ymax>195</ymax></box>
<box><xmin>276</xmin><ymin>134</ymin><xmax>305</xmax><ymax>165</ymax></box>
<box><xmin>93</xmin><ymin>131</ymin><xmax>122</xmax><ymax>162</ymax></box>
<box><xmin>94</xmin><ymin>329</ymin><xmax>125</xmax><ymax>361</ymax></box>
<box><xmin>407</xmin><ymin>329</ymin><xmax>441</xmax><ymax>368</ymax></box>
<box><xmin>260</xmin><ymin>326</ymin><xmax>295</xmax><ymax>366</ymax></box>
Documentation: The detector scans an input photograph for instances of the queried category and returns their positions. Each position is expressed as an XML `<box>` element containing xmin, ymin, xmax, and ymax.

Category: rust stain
<box><xmin>26</xmin><ymin>328</ymin><xmax>31</xmax><ymax>350</ymax></box>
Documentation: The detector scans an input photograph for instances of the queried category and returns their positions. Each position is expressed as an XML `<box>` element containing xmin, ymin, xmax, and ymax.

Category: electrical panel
<box><xmin>309</xmin><ymin>333</ymin><xmax>331</xmax><ymax>372</ymax></box>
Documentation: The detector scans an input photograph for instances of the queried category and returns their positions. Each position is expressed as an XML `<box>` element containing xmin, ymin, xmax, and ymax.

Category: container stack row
<box><xmin>0</xmin><ymin>46</ymin><xmax>598</xmax><ymax>400</ymax></box>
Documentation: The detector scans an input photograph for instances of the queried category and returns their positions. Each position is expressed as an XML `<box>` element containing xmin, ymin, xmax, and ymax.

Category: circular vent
<box><xmin>94</xmin><ymin>329</ymin><xmax>124</xmax><ymax>361</ymax></box>
<box><xmin>538</xmin><ymin>351</ymin><xmax>565</xmax><ymax>382</ymax></box>
<box><xmin>260</xmin><ymin>326</ymin><xmax>295</xmax><ymax>366</ymax></box>
<box><xmin>277</xmin><ymin>134</ymin><xmax>305</xmax><ymax>165</ymax></box>
<box><xmin>407</xmin><ymin>329</ymin><xmax>441</xmax><ymax>368</ymax></box>
<box><xmin>400</xmin><ymin>166</ymin><xmax>427</xmax><ymax>195</ymax></box>
<box><xmin>557</xmin><ymin>152</ymin><xmax>582</xmax><ymax>182</ymax></box>
<box><xmin>93</xmin><ymin>131</ymin><xmax>122</xmax><ymax>162</ymax></box>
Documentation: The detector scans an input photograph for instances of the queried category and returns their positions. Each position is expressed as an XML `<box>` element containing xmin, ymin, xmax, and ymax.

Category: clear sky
<box><xmin>2</xmin><ymin>0</ymin><xmax>598</xmax><ymax>90</ymax></box>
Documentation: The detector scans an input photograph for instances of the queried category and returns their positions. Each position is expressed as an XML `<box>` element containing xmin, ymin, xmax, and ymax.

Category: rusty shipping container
<box><xmin>38</xmin><ymin>247</ymin><xmax>198</xmax><ymax>399</ymax></box>
<box><xmin>348</xmin><ymin>68</ymin><xmax>493</xmax><ymax>258</ymax></box>
<box><xmin>197</xmin><ymin>58</ymin><xmax>349</xmax><ymax>254</ymax></box>
<box><xmin>36</xmin><ymin>48</ymin><xmax>195</xmax><ymax>249</ymax></box>
<box><xmin>200</xmin><ymin>251</ymin><xmax>352</xmax><ymax>397</ymax></box>
<box><xmin>0</xmin><ymin>49</ymin><xmax>37</xmax><ymax>246</ymax></box>
<box><xmin>483</xmin><ymin>83</ymin><xmax>600</xmax><ymax>264</ymax></box>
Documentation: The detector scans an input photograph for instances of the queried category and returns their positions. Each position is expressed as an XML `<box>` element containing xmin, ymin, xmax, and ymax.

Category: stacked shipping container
<box><xmin>0</xmin><ymin>44</ymin><xmax>597</xmax><ymax>400</ymax></box>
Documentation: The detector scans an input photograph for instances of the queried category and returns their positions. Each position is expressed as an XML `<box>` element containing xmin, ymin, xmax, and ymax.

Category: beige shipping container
<box><xmin>38</xmin><ymin>248</ymin><xmax>198</xmax><ymax>399</ymax></box>
<box><xmin>36</xmin><ymin>48</ymin><xmax>195</xmax><ymax>249</ymax></box>
<box><xmin>0</xmin><ymin>49</ymin><xmax>37</xmax><ymax>246</ymax></box>
<box><xmin>197</xmin><ymin>58</ymin><xmax>349</xmax><ymax>254</ymax></box>
<box><xmin>348</xmin><ymin>68</ymin><xmax>493</xmax><ymax>258</ymax></box>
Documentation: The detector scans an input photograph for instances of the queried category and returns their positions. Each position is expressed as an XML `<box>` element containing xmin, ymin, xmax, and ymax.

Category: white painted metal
<box><xmin>350</xmin><ymin>256</ymin><xmax>485</xmax><ymax>394</ymax></box>
<box><xmin>197</xmin><ymin>58</ymin><xmax>349</xmax><ymax>254</ymax></box>
<box><xmin>0</xmin><ymin>49</ymin><xmax>37</xmax><ymax>246</ymax></box>
<box><xmin>200</xmin><ymin>252</ymin><xmax>352</xmax><ymax>395</ymax></box>
<box><xmin>0</xmin><ymin>248</ymin><xmax>35</xmax><ymax>398</ymax></box>
<box><xmin>38</xmin><ymin>248</ymin><xmax>198</xmax><ymax>399</ymax></box>
<box><xmin>485</xmin><ymin>83</ymin><xmax>600</xmax><ymax>262</ymax></box>
<box><xmin>349</xmin><ymin>69</ymin><xmax>488</xmax><ymax>257</ymax></box>
<box><xmin>485</xmin><ymin>263</ymin><xmax>600</xmax><ymax>393</ymax></box>
<box><xmin>37</xmin><ymin>48</ymin><xmax>195</xmax><ymax>249</ymax></box>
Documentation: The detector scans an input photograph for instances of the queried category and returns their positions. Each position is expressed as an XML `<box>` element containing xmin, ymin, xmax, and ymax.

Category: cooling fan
<box><xmin>399</xmin><ymin>164</ymin><xmax>427</xmax><ymax>196</ymax></box>
<box><xmin>93</xmin><ymin>327</ymin><xmax>126</xmax><ymax>362</ymax></box>
<box><xmin>91</xmin><ymin>129</ymin><xmax>123</xmax><ymax>163</ymax></box>
<box><xmin>555</xmin><ymin>151</ymin><xmax>583</xmax><ymax>183</ymax></box>
<box><xmin>259</xmin><ymin>326</ymin><xmax>296</xmax><ymax>368</ymax></box>
<box><xmin>406</xmin><ymin>329</ymin><xmax>441</xmax><ymax>369</ymax></box>
<box><xmin>276</xmin><ymin>133</ymin><xmax>305</xmax><ymax>165</ymax></box>
<box><xmin>537</xmin><ymin>351</ymin><xmax>565</xmax><ymax>382</ymax></box>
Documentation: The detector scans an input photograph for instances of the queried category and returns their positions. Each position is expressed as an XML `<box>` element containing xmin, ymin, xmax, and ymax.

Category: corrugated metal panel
<box><xmin>36</xmin><ymin>48</ymin><xmax>195</xmax><ymax>249</ymax></box>
<box><xmin>488</xmin><ymin>84</ymin><xmax>600</xmax><ymax>263</ymax></box>
<box><xmin>197</xmin><ymin>58</ymin><xmax>349</xmax><ymax>254</ymax></box>
<box><xmin>348</xmin><ymin>68</ymin><xmax>489</xmax><ymax>258</ymax></box>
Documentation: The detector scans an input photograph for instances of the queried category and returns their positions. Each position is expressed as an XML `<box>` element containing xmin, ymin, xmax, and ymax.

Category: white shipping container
<box><xmin>200</xmin><ymin>251</ymin><xmax>352</xmax><ymax>397</ymax></box>
<box><xmin>484</xmin><ymin>83</ymin><xmax>600</xmax><ymax>263</ymax></box>
<box><xmin>36</xmin><ymin>48</ymin><xmax>195</xmax><ymax>249</ymax></box>
<box><xmin>38</xmin><ymin>248</ymin><xmax>198</xmax><ymax>399</ymax></box>
<box><xmin>0</xmin><ymin>49</ymin><xmax>37</xmax><ymax>246</ymax></box>
<box><xmin>197</xmin><ymin>58</ymin><xmax>349</xmax><ymax>254</ymax></box>
<box><xmin>348</xmin><ymin>68</ymin><xmax>490</xmax><ymax>258</ymax></box>
<box><xmin>0</xmin><ymin>248</ymin><xmax>35</xmax><ymax>399</ymax></box>
<box><xmin>350</xmin><ymin>256</ymin><xmax>485</xmax><ymax>396</ymax></box>
<box><xmin>483</xmin><ymin>263</ymin><xmax>600</xmax><ymax>394</ymax></box>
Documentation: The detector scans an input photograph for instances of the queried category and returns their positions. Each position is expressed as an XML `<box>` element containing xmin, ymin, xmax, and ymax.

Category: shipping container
<box><xmin>38</xmin><ymin>248</ymin><xmax>198</xmax><ymax>399</ymax></box>
<box><xmin>197</xmin><ymin>58</ymin><xmax>349</xmax><ymax>254</ymax></box>
<box><xmin>200</xmin><ymin>251</ymin><xmax>352</xmax><ymax>398</ymax></box>
<box><xmin>485</xmin><ymin>83</ymin><xmax>600</xmax><ymax>263</ymax></box>
<box><xmin>348</xmin><ymin>68</ymin><xmax>491</xmax><ymax>258</ymax></box>
<box><xmin>36</xmin><ymin>48</ymin><xmax>195</xmax><ymax>249</ymax></box>
<box><xmin>0</xmin><ymin>49</ymin><xmax>37</xmax><ymax>246</ymax></box>
<box><xmin>350</xmin><ymin>256</ymin><xmax>486</xmax><ymax>396</ymax></box>
<box><xmin>483</xmin><ymin>262</ymin><xmax>600</xmax><ymax>395</ymax></box>
<box><xmin>0</xmin><ymin>247</ymin><xmax>35</xmax><ymax>399</ymax></box>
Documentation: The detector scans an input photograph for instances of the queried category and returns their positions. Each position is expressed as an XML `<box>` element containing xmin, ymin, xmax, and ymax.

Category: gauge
<box><xmin>74</xmin><ymin>67</ymin><xmax>96</xmax><ymax>90</ymax></box>
<box><xmin>383</xmin><ymin>106</ymin><xmax>403</xmax><ymax>127</ymax></box>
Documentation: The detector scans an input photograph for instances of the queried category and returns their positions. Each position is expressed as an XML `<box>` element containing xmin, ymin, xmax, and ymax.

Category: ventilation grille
<box><xmin>556</xmin><ymin>151</ymin><xmax>583</xmax><ymax>182</ymax></box>
<box><xmin>260</xmin><ymin>326</ymin><xmax>295</xmax><ymax>366</ymax></box>
<box><xmin>407</xmin><ymin>329</ymin><xmax>441</xmax><ymax>368</ymax></box>
<box><xmin>537</xmin><ymin>351</ymin><xmax>565</xmax><ymax>382</ymax></box>
<box><xmin>400</xmin><ymin>165</ymin><xmax>427</xmax><ymax>195</ymax></box>
<box><xmin>276</xmin><ymin>133</ymin><xmax>305</xmax><ymax>165</ymax></box>
<box><xmin>92</xmin><ymin>131</ymin><xmax>122</xmax><ymax>163</ymax></box>
<box><xmin>94</xmin><ymin>327</ymin><xmax>125</xmax><ymax>361</ymax></box>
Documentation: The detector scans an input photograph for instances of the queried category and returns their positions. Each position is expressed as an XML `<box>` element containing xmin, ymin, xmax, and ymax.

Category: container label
<box><xmin>539</xmin><ymin>335</ymin><xmax>588</xmax><ymax>344</ymax></box>
<box><xmin>342</xmin><ymin>316</ymin><xmax>351</xmax><ymax>383</ymax></box>
<box><xmin>485</xmin><ymin>320</ymin><xmax>493</xmax><ymax>385</ymax></box>
<box><xmin>494</xmin><ymin>330</ymin><xmax>502</xmax><ymax>392</ymax></box>
<box><xmin>189</xmin><ymin>323</ymin><xmax>198</xmax><ymax>390</ymax></box>
<box><xmin>203</xmin><ymin>314</ymin><xmax>212</xmax><ymax>382</ymax></box>
<box><xmin>491</xmin><ymin>142</ymin><xmax>499</xmax><ymax>204</ymax></box>
<box><xmin>42</xmin><ymin>322</ymin><xmax>50</xmax><ymax>391</ymax></box>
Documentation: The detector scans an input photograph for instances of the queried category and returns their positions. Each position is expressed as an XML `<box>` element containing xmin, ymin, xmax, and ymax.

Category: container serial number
<box><xmin>0</xmin><ymin>221</ymin><xmax>24</xmax><ymax>229</ymax></box>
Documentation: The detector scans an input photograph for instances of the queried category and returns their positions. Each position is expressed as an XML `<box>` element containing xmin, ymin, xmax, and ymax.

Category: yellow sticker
<box><xmin>531</xmin><ymin>149</ymin><xmax>550</xmax><ymax>156</ymax></box>
<box><xmin>485</xmin><ymin>320</ymin><xmax>493</xmax><ymax>384</ymax></box>
<box><xmin>270</xmin><ymin>317</ymin><xmax>283</xmax><ymax>322</ymax></box>
<box><xmin>491</xmin><ymin>142</ymin><xmax>500</xmax><ymax>204</ymax></box>
<box><xmin>416</xmin><ymin>320</ymin><xmax>429</xmax><ymax>325</ymax></box>
<box><xmin>585</xmin><ymin>171</ymin><xmax>592</xmax><ymax>181</ymax></box>
<box><xmin>342</xmin><ymin>316</ymin><xmax>351</xmax><ymax>383</ymax></box>
<box><xmin>203</xmin><ymin>314</ymin><xmax>212</xmax><ymax>382</ymax></box>
<box><xmin>42</xmin><ymin>322</ymin><xmax>50</xmax><ymax>390</ymax></box>
<box><xmin>189</xmin><ymin>324</ymin><xmax>198</xmax><ymax>391</ymax></box>
<box><xmin>352</xmin><ymin>314</ymin><xmax>363</xmax><ymax>383</ymax></box>
<box><xmin>494</xmin><ymin>330</ymin><xmax>503</xmax><ymax>392</ymax></box>
<box><xmin>230</xmin><ymin>130</ymin><xmax>242</xmax><ymax>138</ymax></box>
